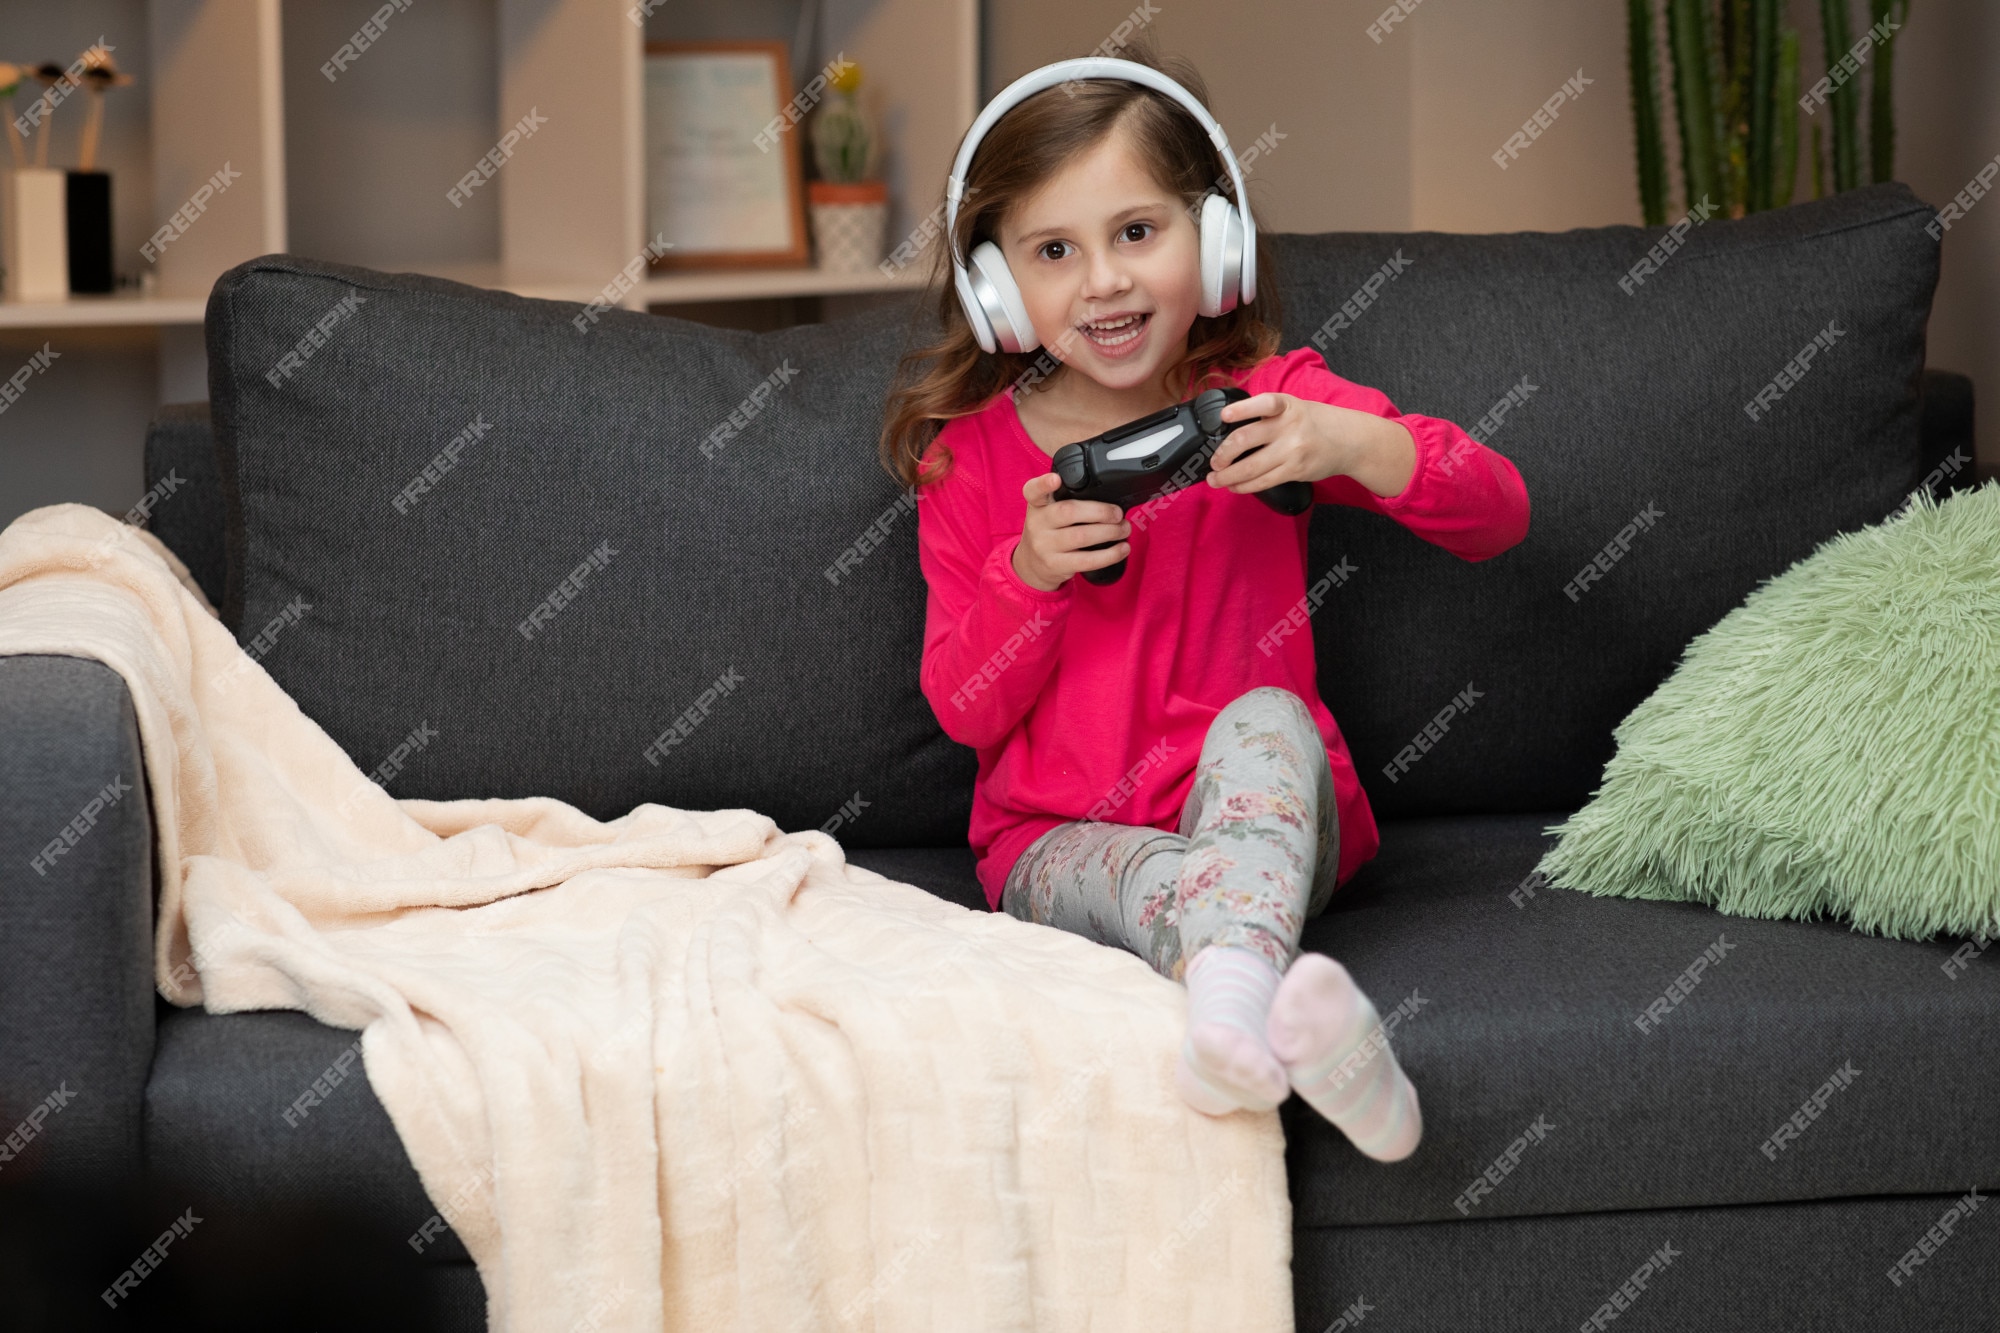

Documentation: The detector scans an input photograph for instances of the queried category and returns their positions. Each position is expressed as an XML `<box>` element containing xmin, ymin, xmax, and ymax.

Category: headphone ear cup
<box><xmin>1198</xmin><ymin>192</ymin><xmax>1242</xmax><ymax>319</ymax></box>
<box><xmin>968</xmin><ymin>240</ymin><xmax>1041</xmax><ymax>355</ymax></box>
<box><xmin>953</xmin><ymin>262</ymin><xmax>998</xmax><ymax>354</ymax></box>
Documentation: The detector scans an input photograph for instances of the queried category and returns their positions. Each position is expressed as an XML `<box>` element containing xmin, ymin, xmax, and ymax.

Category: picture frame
<box><xmin>643</xmin><ymin>40</ymin><xmax>810</xmax><ymax>271</ymax></box>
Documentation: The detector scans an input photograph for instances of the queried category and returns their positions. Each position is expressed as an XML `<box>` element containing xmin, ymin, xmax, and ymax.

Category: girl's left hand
<box><xmin>1205</xmin><ymin>392</ymin><xmax>1418</xmax><ymax>500</ymax></box>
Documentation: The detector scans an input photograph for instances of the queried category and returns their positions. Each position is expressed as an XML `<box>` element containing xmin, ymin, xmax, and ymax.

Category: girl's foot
<box><xmin>1174</xmin><ymin>945</ymin><xmax>1290</xmax><ymax>1115</ymax></box>
<box><xmin>1265</xmin><ymin>952</ymin><xmax>1422</xmax><ymax>1161</ymax></box>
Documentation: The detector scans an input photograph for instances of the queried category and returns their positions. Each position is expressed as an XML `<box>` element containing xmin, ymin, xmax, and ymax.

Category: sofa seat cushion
<box><xmin>843</xmin><ymin>844</ymin><xmax>986</xmax><ymax>913</ymax></box>
<box><xmin>1288</xmin><ymin>813</ymin><xmax>2000</xmax><ymax>1226</ymax></box>
<box><xmin>143</xmin><ymin>1004</ymin><xmax>470</xmax><ymax>1266</ymax></box>
<box><xmin>142</xmin><ymin>821</ymin><xmax>2000</xmax><ymax>1256</ymax></box>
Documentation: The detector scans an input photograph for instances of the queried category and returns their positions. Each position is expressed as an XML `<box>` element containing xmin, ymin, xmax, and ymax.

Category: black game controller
<box><xmin>1050</xmin><ymin>386</ymin><xmax>1315</xmax><ymax>585</ymax></box>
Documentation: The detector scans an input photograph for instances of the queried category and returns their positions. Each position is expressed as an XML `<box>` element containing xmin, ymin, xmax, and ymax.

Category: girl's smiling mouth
<box><xmin>1078</xmin><ymin>311</ymin><xmax>1151</xmax><ymax>355</ymax></box>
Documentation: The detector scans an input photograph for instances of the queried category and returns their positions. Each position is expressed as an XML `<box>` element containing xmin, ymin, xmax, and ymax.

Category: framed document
<box><xmin>644</xmin><ymin>40</ymin><xmax>810</xmax><ymax>270</ymax></box>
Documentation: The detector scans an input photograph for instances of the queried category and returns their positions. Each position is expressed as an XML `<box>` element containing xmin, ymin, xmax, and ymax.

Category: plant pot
<box><xmin>807</xmin><ymin>179</ymin><xmax>889</xmax><ymax>274</ymax></box>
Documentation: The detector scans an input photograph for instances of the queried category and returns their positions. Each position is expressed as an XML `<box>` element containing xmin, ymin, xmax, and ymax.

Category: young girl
<box><xmin>879</xmin><ymin>46</ymin><xmax>1530</xmax><ymax>1162</ymax></box>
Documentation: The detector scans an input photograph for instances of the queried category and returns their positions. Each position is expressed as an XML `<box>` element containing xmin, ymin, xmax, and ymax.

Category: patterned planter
<box><xmin>807</xmin><ymin>179</ymin><xmax>889</xmax><ymax>274</ymax></box>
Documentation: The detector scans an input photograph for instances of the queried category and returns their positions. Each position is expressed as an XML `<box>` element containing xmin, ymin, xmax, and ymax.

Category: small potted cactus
<box><xmin>806</xmin><ymin>57</ymin><xmax>888</xmax><ymax>273</ymax></box>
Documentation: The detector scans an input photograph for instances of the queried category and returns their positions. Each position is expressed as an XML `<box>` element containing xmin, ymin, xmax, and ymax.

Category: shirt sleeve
<box><xmin>916</xmin><ymin>434</ymin><xmax>1075</xmax><ymax>750</ymax></box>
<box><xmin>1270</xmin><ymin>347</ymin><xmax>1531</xmax><ymax>563</ymax></box>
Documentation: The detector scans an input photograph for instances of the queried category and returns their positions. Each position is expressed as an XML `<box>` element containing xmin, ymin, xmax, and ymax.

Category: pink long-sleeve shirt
<box><xmin>916</xmin><ymin>346</ymin><xmax>1531</xmax><ymax>911</ymax></box>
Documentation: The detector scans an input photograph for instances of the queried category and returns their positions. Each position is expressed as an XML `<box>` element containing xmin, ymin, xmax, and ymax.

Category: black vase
<box><xmin>65</xmin><ymin>170</ymin><xmax>113</xmax><ymax>295</ymax></box>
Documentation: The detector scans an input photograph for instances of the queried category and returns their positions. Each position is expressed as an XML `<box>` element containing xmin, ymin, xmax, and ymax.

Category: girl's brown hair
<box><xmin>877</xmin><ymin>40</ymin><xmax>1282</xmax><ymax>492</ymax></box>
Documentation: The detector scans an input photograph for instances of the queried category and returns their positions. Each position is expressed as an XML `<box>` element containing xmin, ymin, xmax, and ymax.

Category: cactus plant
<box><xmin>1746</xmin><ymin>0</ymin><xmax>1778</xmax><ymax>211</ymax></box>
<box><xmin>810</xmin><ymin>59</ymin><xmax>872</xmax><ymax>185</ymax></box>
<box><xmin>1667</xmin><ymin>0</ymin><xmax>1724</xmax><ymax>213</ymax></box>
<box><xmin>1819</xmin><ymin>0</ymin><xmax>1859</xmax><ymax>191</ymax></box>
<box><xmin>1630</xmin><ymin>0</ymin><xmax>1684</xmax><ymax>221</ymax></box>
<box><xmin>1629</xmin><ymin>0</ymin><xmax>1903</xmax><ymax>220</ymax></box>
<box><xmin>1774</xmin><ymin>26</ymin><xmax>1801</xmax><ymax>206</ymax></box>
<box><xmin>1868</xmin><ymin>0</ymin><xmax>1911</xmax><ymax>182</ymax></box>
<box><xmin>1629</xmin><ymin>0</ymin><xmax>1670</xmax><ymax>224</ymax></box>
<box><xmin>1719</xmin><ymin>0</ymin><xmax>1751</xmax><ymax>213</ymax></box>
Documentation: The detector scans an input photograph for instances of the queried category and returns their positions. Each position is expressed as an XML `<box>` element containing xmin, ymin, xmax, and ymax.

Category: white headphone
<box><xmin>945</xmin><ymin>57</ymin><xmax>1258</xmax><ymax>356</ymax></box>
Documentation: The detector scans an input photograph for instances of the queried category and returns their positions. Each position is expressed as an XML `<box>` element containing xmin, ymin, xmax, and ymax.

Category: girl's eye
<box><xmin>1048</xmin><ymin>223</ymin><xmax>1160</xmax><ymax>262</ymax></box>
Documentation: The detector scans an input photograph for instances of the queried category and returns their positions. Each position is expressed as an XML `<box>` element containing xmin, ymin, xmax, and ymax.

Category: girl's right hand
<box><xmin>1013</xmin><ymin>472</ymin><xmax>1131</xmax><ymax>592</ymax></box>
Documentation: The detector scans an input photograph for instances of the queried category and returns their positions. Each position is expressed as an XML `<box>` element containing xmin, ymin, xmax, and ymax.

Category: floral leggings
<box><xmin>1000</xmin><ymin>686</ymin><xmax>1340</xmax><ymax>983</ymax></box>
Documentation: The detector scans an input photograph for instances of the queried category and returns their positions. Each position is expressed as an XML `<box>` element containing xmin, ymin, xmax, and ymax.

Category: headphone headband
<box><xmin>944</xmin><ymin>57</ymin><xmax>1256</xmax><ymax>294</ymax></box>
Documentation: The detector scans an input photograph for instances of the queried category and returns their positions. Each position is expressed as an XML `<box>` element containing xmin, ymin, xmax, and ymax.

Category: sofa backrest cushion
<box><xmin>207</xmin><ymin>256</ymin><xmax>973</xmax><ymax>845</ymax></box>
<box><xmin>1280</xmin><ymin>182</ymin><xmax>1937</xmax><ymax>819</ymax></box>
<box><xmin>205</xmin><ymin>182</ymin><xmax>1939</xmax><ymax>846</ymax></box>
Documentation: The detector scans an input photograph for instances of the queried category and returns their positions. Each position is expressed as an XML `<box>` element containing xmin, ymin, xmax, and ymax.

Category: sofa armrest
<box><xmin>0</xmin><ymin>655</ymin><xmax>155</xmax><ymax>1189</ymax></box>
<box><xmin>1918</xmin><ymin>369</ymin><xmax>1976</xmax><ymax>496</ymax></box>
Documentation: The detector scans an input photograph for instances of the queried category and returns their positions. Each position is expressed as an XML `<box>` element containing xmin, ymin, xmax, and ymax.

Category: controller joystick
<box><xmin>1049</xmin><ymin>386</ymin><xmax>1314</xmax><ymax>585</ymax></box>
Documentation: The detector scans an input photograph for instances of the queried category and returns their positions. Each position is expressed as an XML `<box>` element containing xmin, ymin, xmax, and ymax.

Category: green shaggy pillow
<box><xmin>1537</xmin><ymin>481</ymin><xmax>2000</xmax><ymax>941</ymax></box>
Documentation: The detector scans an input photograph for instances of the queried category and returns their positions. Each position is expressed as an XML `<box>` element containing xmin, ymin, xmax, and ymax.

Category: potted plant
<box><xmin>1</xmin><ymin>59</ymin><xmax>67</xmax><ymax>301</ymax></box>
<box><xmin>1625</xmin><ymin>0</ymin><xmax>1909</xmax><ymax>224</ymax></box>
<box><xmin>806</xmin><ymin>58</ymin><xmax>888</xmax><ymax>273</ymax></box>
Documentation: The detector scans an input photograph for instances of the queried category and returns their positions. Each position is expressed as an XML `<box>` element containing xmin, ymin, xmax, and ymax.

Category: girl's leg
<box><xmin>1002</xmin><ymin>819</ymin><xmax>1291</xmax><ymax>1111</ymax></box>
<box><xmin>1172</xmin><ymin>686</ymin><xmax>1343</xmax><ymax>973</ymax></box>
<box><xmin>1169</xmin><ymin>687</ymin><xmax>1341</xmax><ymax>1114</ymax></box>
<box><xmin>1001</xmin><ymin>819</ymin><xmax>1188</xmax><ymax>975</ymax></box>
<box><xmin>1003</xmin><ymin>686</ymin><xmax>1338</xmax><ymax>1112</ymax></box>
<box><xmin>1175</xmin><ymin>692</ymin><xmax>1421</xmax><ymax>1161</ymax></box>
<box><xmin>1002</xmin><ymin>687</ymin><xmax>1420</xmax><ymax>1156</ymax></box>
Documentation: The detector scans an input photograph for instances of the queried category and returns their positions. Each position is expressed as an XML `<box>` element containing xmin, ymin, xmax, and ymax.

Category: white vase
<box><xmin>808</xmin><ymin>181</ymin><xmax>889</xmax><ymax>274</ymax></box>
<box><xmin>4</xmin><ymin>167</ymin><xmax>70</xmax><ymax>301</ymax></box>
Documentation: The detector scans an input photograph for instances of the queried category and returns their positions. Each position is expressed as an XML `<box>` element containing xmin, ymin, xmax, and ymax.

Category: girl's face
<box><xmin>999</xmin><ymin>119</ymin><xmax>1201</xmax><ymax>398</ymax></box>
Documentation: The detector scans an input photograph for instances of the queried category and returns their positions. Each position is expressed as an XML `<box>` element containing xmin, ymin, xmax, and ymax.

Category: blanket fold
<box><xmin>0</xmin><ymin>503</ymin><xmax>1292</xmax><ymax>1331</ymax></box>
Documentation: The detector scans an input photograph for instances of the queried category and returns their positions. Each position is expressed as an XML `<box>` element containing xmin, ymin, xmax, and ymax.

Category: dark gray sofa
<box><xmin>3</xmin><ymin>181</ymin><xmax>1995</xmax><ymax>1330</ymax></box>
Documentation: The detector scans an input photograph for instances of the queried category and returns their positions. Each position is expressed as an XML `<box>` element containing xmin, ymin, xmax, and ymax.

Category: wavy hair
<box><xmin>877</xmin><ymin>41</ymin><xmax>1282</xmax><ymax>492</ymax></box>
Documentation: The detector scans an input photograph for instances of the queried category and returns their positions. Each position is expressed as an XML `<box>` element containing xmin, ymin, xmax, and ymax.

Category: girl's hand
<box><xmin>1205</xmin><ymin>392</ymin><xmax>1418</xmax><ymax>500</ymax></box>
<box><xmin>1013</xmin><ymin>472</ymin><xmax>1130</xmax><ymax>592</ymax></box>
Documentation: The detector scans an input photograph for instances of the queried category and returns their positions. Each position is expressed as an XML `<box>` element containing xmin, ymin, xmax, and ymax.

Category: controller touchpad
<box><xmin>1105</xmin><ymin>422</ymin><xmax>1187</xmax><ymax>461</ymax></box>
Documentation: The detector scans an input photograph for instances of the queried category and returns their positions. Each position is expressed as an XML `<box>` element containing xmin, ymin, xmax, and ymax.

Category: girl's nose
<box><xmin>1079</xmin><ymin>247</ymin><xmax>1133</xmax><ymax>299</ymax></box>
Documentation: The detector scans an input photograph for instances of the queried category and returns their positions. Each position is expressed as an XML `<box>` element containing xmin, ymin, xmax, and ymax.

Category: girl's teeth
<box><xmin>1084</xmin><ymin>314</ymin><xmax>1146</xmax><ymax>345</ymax></box>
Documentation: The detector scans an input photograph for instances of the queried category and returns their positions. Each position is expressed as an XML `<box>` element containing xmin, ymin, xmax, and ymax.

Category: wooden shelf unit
<box><xmin>0</xmin><ymin>0</ymin><xmax>978</xmax><ymax>325</ymax></box>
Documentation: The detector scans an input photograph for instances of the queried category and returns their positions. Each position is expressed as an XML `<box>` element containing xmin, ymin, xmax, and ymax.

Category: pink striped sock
<box><xmin>1266</xmin><ymin>953</ymin><xmax>1422</xmax><ymax>1161</ymax></box>
<box><xmin>1174</xmin><ymin>945</ymin><xmax>1290</xmax><ymax>1115</ymax></box>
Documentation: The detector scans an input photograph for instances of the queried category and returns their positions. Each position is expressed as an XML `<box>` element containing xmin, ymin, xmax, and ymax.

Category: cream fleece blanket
<box><xmin>0</xmin><ymin>503</ymin><xmax>1292</xmax><ymax>1332</ymax></box>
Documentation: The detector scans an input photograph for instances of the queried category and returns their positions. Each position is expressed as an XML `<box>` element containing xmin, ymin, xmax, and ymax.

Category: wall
<box><xmin>984</xmin><ymin>0</ymin><xmax>1413</xmax><ymax>232</ymax></box>
<box><xmin>283</xmin><ymin>0</ymin><xmax>501</xmax><ymax>273</ymax></box>
<box><xmin>1892</xmin><ymin>0</ymin><xmax>1999</xmax><ymax>479</ymax></box>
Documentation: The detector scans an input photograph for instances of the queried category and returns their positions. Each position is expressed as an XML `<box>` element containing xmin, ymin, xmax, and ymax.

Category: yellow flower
<box><xmin>830</xmin><ymin>59</ymin><xmax>863</xmax><ymax>95</ymax></box>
